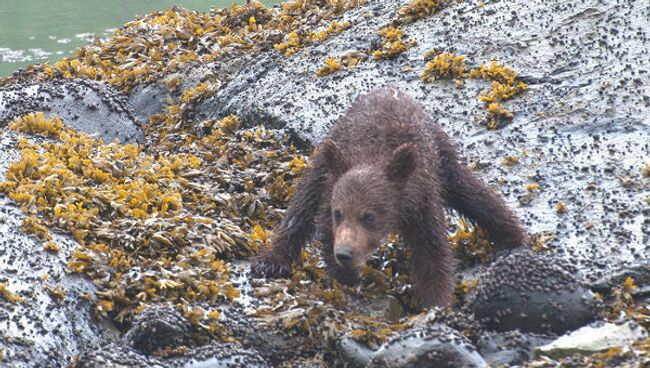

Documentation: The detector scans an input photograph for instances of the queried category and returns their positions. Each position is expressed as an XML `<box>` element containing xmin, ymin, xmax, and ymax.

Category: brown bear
<box><xmin>251</xmin><ymin>88</ymin><xmax>527</xmax><ymax>308</ymax></box>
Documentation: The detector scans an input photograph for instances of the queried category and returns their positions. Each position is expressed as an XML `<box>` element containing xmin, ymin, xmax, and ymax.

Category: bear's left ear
<box><xmin>320</xmin><ymin>139</ymin><xmax>349</xmax><ymax>179</ymax></box>
<box><xmin>385</xmin><ymin>143</ymin><xmax>418</xmax><ymax>182</ymax></box>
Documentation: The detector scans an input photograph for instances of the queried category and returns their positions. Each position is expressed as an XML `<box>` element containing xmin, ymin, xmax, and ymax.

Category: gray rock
<box><xmin>0</xmin><ymin>130</ymin><xmax>119</xmax><ymax>367</ymax></box>
<box><xmin>535</xmin><ymin>321</ymin><xmax>649</xmax><ymax>359</ymax></box>
<box><xmin>0</xmin><ymin>78</ymin><xmax>144</xmax><ymax>144</ymax></box>
<box><xmin>478</xmin><ymin>330</ymin><xmax>553</xmax><ymax>367</ymax></box>
<box><xmin>337</xmin><ymin>337</ymin><xmax>375</xmax><ymax>368</ymax></box>
<box><xmin>368</xmin><ymin>324</ymin><xmax>487</xmax><ymax>368</ymax></box>
<box><xmin>471</xmin><ymin>249</ymin><xmax>599</xmax><ymax>334</ymax></box>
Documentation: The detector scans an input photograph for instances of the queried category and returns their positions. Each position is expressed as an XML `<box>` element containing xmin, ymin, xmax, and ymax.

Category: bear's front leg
<box><xmin>401</xmin><ymin>199</ymin><xmax>457</xmax><ymax>309</ymax></box>
<box><xmin>251</xmin><ymin>164</ymin><xmax>326</xmax><ymax>278</ymax></box>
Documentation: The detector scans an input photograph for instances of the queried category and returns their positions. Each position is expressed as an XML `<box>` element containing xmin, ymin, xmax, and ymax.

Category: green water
<box><xmin>0</xmin><ymin>1</ymin><xmax>277</xmax><ymax>77</ymax></box>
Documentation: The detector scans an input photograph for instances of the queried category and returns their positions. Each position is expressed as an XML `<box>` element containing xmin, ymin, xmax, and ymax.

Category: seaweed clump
<box><xmin>0</xmin><ymin>283</ymin><xmax>23</xmax><ymax>304</ymax></box>
<box><xmin>315</xmin><ymin>51</ymin><xmax>367</xmax><ymax>77</ymax></box>
<box><xmin>447</xmin><ymin>218</ymin><xmax>493</xmax><ymax>266</ymax></box>
<box><xmin>470</xmin><ymin>60</ymin><xmax>528</xmax><ymax>129</ymax></box>
<box><xmin>395</xmin><ymin>0</ymin><xmax>450</xmax><ymax>26</ymax></box>
<box><xmin>420</xmin><ymin>51</ymin><xmax>468</xmax><ymax>82</ymax></box>
<box><xmin>0</xmin><ymin>111</ymin><xmax>305</xmax><ymax>328</ymax></box>
<box><xmin>372</xmin><ymin>26</ymin><xmax>416</xmax><ymax>60</ymax></box>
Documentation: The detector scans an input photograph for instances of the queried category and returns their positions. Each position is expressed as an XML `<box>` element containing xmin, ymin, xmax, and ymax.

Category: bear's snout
<box><xmin>334</xmin><ymin>246</ymin><xmax>353</xmax><ymax>266</ymax></box>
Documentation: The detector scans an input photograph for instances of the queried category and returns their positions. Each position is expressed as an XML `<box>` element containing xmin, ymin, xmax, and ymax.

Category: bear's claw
<box><xmin>250</xmin><ymin>256</ymin><xmax>292</xmax><ymax>278</ymax></box>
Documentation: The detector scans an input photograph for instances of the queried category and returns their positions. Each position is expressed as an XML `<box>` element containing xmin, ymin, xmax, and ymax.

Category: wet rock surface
<box><xmin>0</xmin><ymin>78</ymin><xmax>143</xmax><ymax>144</ymax></box>
<box><xmin>471</xmin><ymin>249</ymin><xmax>599</xmax><ymax>334</ymax></box>
<box><xmin>124</xmin><ymin>305</ymin><xmax>198</xmax><ymax>355</ymax></box>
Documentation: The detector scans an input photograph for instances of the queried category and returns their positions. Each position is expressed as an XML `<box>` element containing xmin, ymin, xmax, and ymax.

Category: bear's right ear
<box><xmin>319</xmin><ymin>139</ymin><xmax>348</xmax><ymax>179</ymax></box>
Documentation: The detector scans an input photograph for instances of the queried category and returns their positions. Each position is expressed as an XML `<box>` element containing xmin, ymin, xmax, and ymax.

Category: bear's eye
<box><xmin>361</xmin><ymin>212</ymin><xmax>375</xmax><ymax>228</ymax></box>
<box><xmin>333</xmin><ymin>210</ymin><xmax>342</xmax><ymax>225</ymax></box>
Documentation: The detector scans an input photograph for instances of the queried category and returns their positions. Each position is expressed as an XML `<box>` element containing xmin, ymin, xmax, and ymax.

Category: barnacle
<box><xmin>372</xmin><ymin>26</ymin><xmax>416</xmax><ymax>59</ymax></box>
<box><xmin>642</xmin><ymin>163</ymin><xmax>650</xmax><ymax>178</ymax></box>
<box><xmin>420</xmin><ymin>51</ymin><xmax>467</xmax><ymax>82</ymax></box>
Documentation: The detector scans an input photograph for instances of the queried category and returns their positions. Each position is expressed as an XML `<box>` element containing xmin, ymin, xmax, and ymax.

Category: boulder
<box><xmin>471</xmin><ymin>249</ymin><xmax>599</xmax><ymax>334</ymax></box>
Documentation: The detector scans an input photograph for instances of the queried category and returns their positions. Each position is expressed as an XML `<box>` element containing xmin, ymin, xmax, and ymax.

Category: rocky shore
<box><xmin>0</xmin><ymin>0</ymin><xmax>648</xmax><ymax>367</ymax></box>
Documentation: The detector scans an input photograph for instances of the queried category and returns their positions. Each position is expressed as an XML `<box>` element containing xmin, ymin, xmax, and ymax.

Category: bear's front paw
<box><xmin>250</xmin><ymin>254</ymin><xmax>292</xmax><ymax>279</ymax></box>
<box><xmin>412</xmin><ymin>287</ymin><xmax>452</xmax><ymax>310</ymax></box>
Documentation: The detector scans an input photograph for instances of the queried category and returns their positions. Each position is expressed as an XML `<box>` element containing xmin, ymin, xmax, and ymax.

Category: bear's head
<box><xmin>321</xmin><ymin>139</ymin><xmax>418</xmax><ymax>269</ymax></box>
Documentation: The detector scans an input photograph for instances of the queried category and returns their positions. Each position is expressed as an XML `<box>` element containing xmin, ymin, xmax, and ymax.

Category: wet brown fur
<box><xmin>251</xmin><ymin>88</ymin><xmax>527</xmax><ymax>308</ymax></box>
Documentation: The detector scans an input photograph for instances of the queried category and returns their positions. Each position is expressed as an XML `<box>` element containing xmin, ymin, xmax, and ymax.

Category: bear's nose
<box><xmin>335</xmin><ymin>247</ymin><xmax>353</xmax><ymax>265</ymax></box>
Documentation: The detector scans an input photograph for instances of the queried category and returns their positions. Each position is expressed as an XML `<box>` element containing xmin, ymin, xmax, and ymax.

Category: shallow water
<box><xmin>0</xmin><ymin>0</ymin><xmax>277</xmax><ymax>77</ymax></box>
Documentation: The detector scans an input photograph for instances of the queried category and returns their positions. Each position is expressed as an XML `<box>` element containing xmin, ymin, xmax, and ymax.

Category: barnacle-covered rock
<box><xmin>72</xmin><ymin>343</ymin><xmax>164</xmax><ymax>368</ymax></box>
<box><xmin>477</xmin><ymin>330</ymin><xmax>553</xmax><ymax>367</ymax></box>
<box><xmin>124</xmin><ymin>305</ymin><xmax>197</xmax><ymax>355</ymax></box>
<box><xmin>0</xmin><ymin>79</ymin><xmax>143</xmax><ymax>144</ymax></box>
<box><xmin>367</xmin><ymin>324</ymin><xmax>488</xmax><ymax>368</ymax></box>
<box><xmin>471</xmin><ymin>249</ymin><xmax>599</xmax><ymax>334</ymax></box>
<box><xmin>0</xmin><ymin>129</ymin><xmax>117</xmax><ymax>368</ymax></box>
<box><xmin>165</xmin><ymin>343</ymin><xmax>270</xmax><ymax>368</ymax></box>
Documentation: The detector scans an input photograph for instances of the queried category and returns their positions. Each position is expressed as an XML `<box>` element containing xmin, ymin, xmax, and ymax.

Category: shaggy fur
<box><xmin>251</xmin><ymin>88</ymin><xmax>527</xmax><ymax>308</ymax></box>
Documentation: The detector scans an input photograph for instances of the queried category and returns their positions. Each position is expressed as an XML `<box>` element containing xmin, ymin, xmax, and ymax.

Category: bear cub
<box><xmin>252</xmin><ymin>88</ymin><xmax>527</xmax><ymax>308</ymax></box>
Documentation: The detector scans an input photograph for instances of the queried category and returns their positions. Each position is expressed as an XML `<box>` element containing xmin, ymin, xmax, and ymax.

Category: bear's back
<box><xmin>327</xmin><ymin>88</ymin><xmax>438</xmax><ymax>167</ymax></box>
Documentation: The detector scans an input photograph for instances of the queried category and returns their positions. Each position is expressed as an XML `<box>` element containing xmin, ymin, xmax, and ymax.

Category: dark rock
<box><xmin>367</xmin><ymin>324</ymin><xmax>487</xmax><ymax>368</ymax></box>
<box><xmin>478</xmin><ymin>330</ymin><xmax>553</xmax><ymax>366</ymax></box>
<box><xmin>471</xmin><ymin>249</ymin><xmax>599</xmax><ymax>334</ymax></box>
<box><xmin>124</xmin><ymin>305</ymin><xmax>196</xmax><ymax>355</ymax></box>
